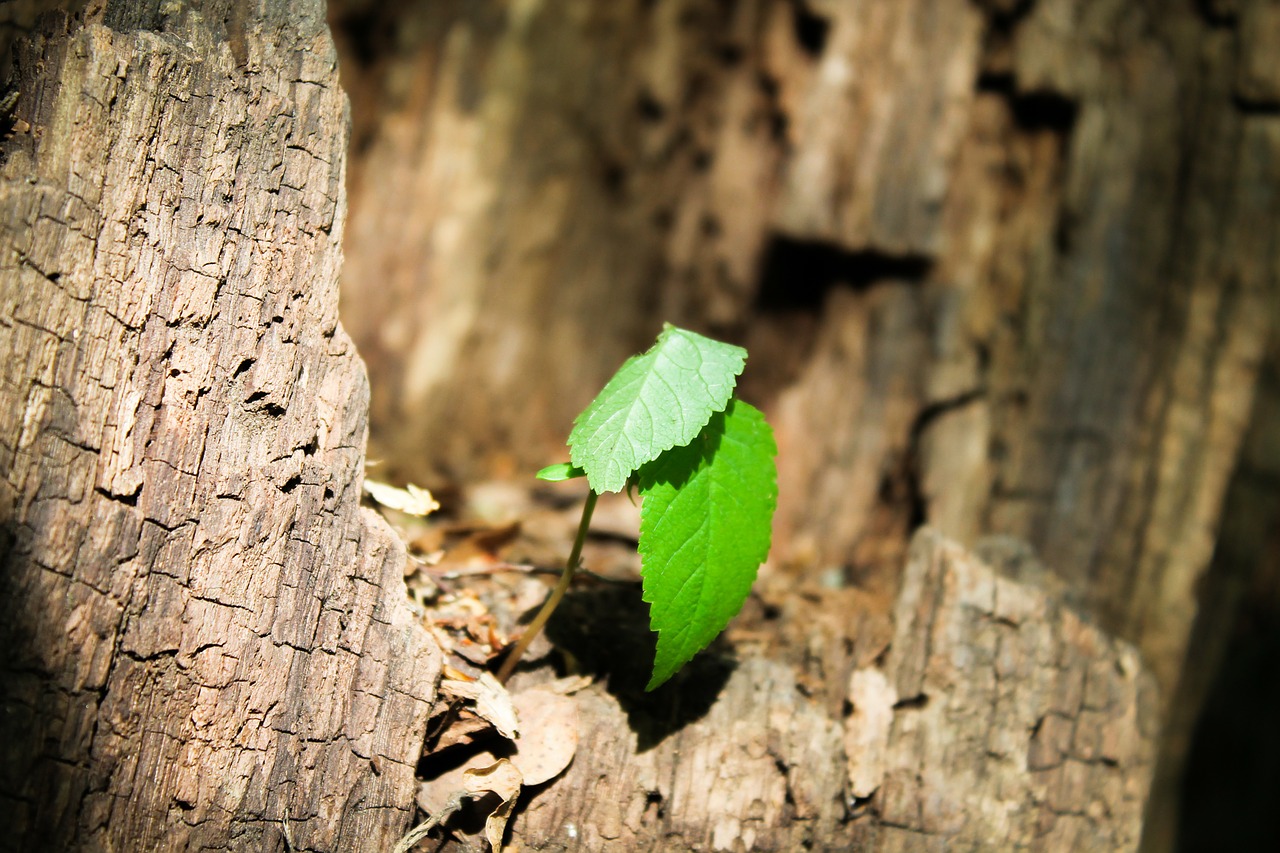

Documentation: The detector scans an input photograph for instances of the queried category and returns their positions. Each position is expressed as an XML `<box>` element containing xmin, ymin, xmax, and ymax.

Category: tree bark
<box><xmin>0</xmin><ymin>3</ymin><xmax>439</xmax><ymax>850</ymax></box>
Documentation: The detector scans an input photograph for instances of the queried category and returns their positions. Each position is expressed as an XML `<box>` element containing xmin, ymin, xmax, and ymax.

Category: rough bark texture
<box><xmin>0</xmin><ymin>3</ymin><xmax>439</xmax><ymax>850</ymax></box>
<box><xmin>495</xmin><ymin>529</ymin><xmax>1156</xmax><ymax>852</ymax></box>
<box><xmin>330</xmin><ymin>3</ymin><xmax>1278</xmax><ymax>842</ymax></box>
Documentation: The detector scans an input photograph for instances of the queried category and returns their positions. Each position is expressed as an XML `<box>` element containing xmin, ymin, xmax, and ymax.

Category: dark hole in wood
<box><xmin>791</xmin><ymin>1</ymin><xmax>830</xmax><ymax>57</ymax></box>
<box><xmin>755</xmin><ymin>236</ymin><xmax>932</xmax><ymax>312</ymax></box>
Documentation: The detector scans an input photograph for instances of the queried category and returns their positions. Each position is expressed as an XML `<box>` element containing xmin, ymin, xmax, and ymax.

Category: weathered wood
<box><xmin>869</xmin><ymin>531</ymin><xmax>1157</xmax><ymax>851</ymax></box>
<box><xmin>0</xmin><ymin>3</ymin><xmax>439</xmax><ymax>850</ymax></box>
<box><xmin>493</xmin><ymin>529</ymin><xmax>1155</xmax><ymax>851</ymax></box>
<box><xmin>330</xmin><ymin>10</ymin><xmax>1278</xmax><ymax>846</ymax></box>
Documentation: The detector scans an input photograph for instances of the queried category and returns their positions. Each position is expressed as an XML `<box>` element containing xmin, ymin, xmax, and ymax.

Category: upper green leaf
<box><xmin>569</xmin><ymin>325</ymin><xmax>746</xmax><ymax>494</ymax></box>
<box><xmin>636</xmin><ymin>399</ymin><xmax>777</xmax><ymax>690</ymax></box>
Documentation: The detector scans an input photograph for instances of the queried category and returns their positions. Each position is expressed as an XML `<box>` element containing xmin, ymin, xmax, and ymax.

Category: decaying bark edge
<box><xmin>0</xmin><ymin>4</ymin><xmax>441</xmax><ymax>850</ymax></box>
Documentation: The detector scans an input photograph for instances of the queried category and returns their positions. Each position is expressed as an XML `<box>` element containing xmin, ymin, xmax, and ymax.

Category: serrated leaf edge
<box><xmin>567</xmin><ymin>326</ymin><xmax>746</xmax><ymax>493</ymax></box>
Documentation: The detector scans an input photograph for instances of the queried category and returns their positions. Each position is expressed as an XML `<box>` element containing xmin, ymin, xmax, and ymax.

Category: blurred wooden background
<box><xmin>326</xmin><ymin>1</ymin><xmax>1280</xmax><ymax>849</ymax></box>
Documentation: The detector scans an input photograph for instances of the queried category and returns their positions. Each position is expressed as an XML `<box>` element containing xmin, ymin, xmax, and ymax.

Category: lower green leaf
<box><xmin>636</xmin><ymin>398</ymin><xmax>777</xmax><ymax>690</ymax></box>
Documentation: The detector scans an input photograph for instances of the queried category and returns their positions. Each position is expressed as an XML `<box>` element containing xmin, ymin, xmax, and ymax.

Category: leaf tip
<box><xmin>535</xmin><ymin>462</ymin><xmax>586</xmax><ymax>482</ymax></box>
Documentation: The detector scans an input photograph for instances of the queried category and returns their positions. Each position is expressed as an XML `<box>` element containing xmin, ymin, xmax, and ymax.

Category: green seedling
<box><xmin>495</xmin><ymin>324</ymin><xmax>777</xmax><ymax>690</ymax></box>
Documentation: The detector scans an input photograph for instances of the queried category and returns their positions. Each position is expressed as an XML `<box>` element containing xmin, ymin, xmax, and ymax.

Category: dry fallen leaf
<box><xmin>427</xmin><ymin>709</ymin><xmax>494</xmax><ymax>752</ymax></box>
<box><xmin>439</xmin><ymin>672</ymin><xmax>519</xmax><ymax>739</ymax></box>
<box><xmin>510</xmin><ymin>688</ymin><xmax>578</xmax><ymax>785</ymax></box>
<box><xmin>410</xmin><ymin>751</ymin><xmax>522</xmax><ymax>853</ymax></box>
<box><xmin>463</xmin><ymin>759</ymin><xmax>524</xmax><ymax>851</ymax></box>
<box><xmin>364</xmin><ymin>479</ymin><xmax>441</xmax><ymax>517</ymax></box>
<box><xmin>543</xmin><ymin>674</ymin><xmax>594</xmax><ymax>695</ymax></box>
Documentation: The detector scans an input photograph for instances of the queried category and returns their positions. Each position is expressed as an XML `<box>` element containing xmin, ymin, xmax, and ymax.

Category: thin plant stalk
<box><xmin>495</xmin><ymin>489</ymin><xmax>599</xmax><ymax>684</ymax></box>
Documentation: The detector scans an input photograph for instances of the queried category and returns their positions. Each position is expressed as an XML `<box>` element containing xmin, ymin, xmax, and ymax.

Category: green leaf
<box><xmin>569</xmin><ymin>324</ymin><xmax>746</xmax><ymax>494</ymax></box>
<box><xmin>636</xmin><ymin>399</ymin><xmax>777</xmax><ymax>690</ymax></box>
<box><xmin>535</xmin><ymin>462</ymin><xmax>586</xmax><ymax>482</ymax></box>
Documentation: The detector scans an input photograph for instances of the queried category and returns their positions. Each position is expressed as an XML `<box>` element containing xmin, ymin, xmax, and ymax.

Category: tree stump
<box><xmin>0</xmin><ymin>4</ymin><xmax>439</xmax><ymax>850</ymax></box>
<box><xmin>503</xmin><ymin>530</ymin><xmax>1156</xmax><ymax>851</ymax></box>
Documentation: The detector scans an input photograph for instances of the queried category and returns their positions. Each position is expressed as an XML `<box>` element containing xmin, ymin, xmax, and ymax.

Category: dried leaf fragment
<box><xmin>440</xmin><ymin>671</ymin><xmax>519</xmax><ymax>738</ymax></box>
<box><xmin>364</xmin><ymin>478</ymin><xmax>441</xmax><ymax>516</ymax></box>
<box><xmin>405</xmin><ymin>753</ymin><xmax>523</xmax><ymax>853</ymax></box>
<box><xmin>510</xmin><ymin>688</ymin><xmax>579</xmax><ymax>785</ymax></box>
<box><xmin>463</xmin><ymin>759</ymin><xmax>524</xmax><ymax>851</ymax></box>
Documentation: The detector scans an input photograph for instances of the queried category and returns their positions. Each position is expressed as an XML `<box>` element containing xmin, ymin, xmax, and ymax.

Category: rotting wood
<box><xmin>481</xmin><ymin>529</ymin><xmax>1156</xmax><ymax>852</ymax></box>
<box><xmin>0</xmin><ymin>3</ymin><xmax>440</xmax><ymax>850</ymax></box>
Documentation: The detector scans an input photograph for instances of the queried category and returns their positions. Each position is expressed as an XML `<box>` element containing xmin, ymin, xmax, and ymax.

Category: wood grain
<box><xmin>0</xmin><ymin>4</ymin><xmax>440</xmax><ymax>850</ymax></box>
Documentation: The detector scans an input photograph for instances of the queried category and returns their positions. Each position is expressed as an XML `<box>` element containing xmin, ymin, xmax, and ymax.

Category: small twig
<box><xmin>391</xmin><ymin>793</ymin><xmax>467</xmax><ymax>853</ymax></box>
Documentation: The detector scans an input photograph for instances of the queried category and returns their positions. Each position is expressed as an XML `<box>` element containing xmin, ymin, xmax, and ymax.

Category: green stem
<box><xmin>496</xmin><ymin>489</ymin><xmax>599</xmax><ymax>684</ymax></box>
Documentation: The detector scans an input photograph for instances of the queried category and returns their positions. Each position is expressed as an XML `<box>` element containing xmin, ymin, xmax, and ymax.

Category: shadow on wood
<box><xmin>544</xmin><ymin>583</ymin><xmax>736</xmax><ymax>753</ymax></box>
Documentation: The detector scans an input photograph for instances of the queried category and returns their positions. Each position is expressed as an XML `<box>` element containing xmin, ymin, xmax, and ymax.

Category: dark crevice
<box><xmin>912</xmin><ymin>390</ymin><xmax>986</xmax><ymax>438</ymax></box>
<box><xmin>976</xmin><ymin>72</ymin><xmax>1079</xmax><ymax>134</ymax></box>
<box><xmin>847</xmin><ymin>790</ymin><xmax>876</xmax><ymax>820</ymax></box>
<box><xmin>755</xmin><ymin>236</ymin><xmax>933</xmax><ymax>312</ymax></box>
<box><xmin>791</xmin><ymin>0</ymin><xmax>830</xmax><ymax>57</ymax></box>
<box><xmin>0</xmin><ymin>88</ymin><xmax>20</xmax><ymax>146</ymax></box>
<box><xmin>716</xmin><ymin>42</ymin><xmax>745</xmax><ymax>66</ymax></box>
<box><xmin>1194</xmin><ymin>0</ymin><xmax>1238</xmax><ymax>26</ymax></box>
<box><xmin>984</xmin><ymin>0</ymin><xmax>1035</xmax><ymax>31</ymax></box>
<box><xmin>645</xmin><ymin>789</ymin><xmax>665</xmax><ymax>819</ymax></box>
<box><xmin>775</xmin><ymin>754</ymin><xmax>799</xmax><ymax>820</ymax></box>
<box><xmin>1010</xmin><ymin>90</ymin><xmax>1078</xmax><ymax>133</ymax></box>
<box><xmin>756</xmin><ymin>72</ymin><xmax>789</xmax><ymax>143</ymax></box>
<box><xmin>893</xmin><ymin>693</ymin><xmax>929</xmax><ymax>711</ymax></box>
<box><xmin>121</xmin><ymin>647</ymin><xmax>179</xmax><ymax>664</ymax></box>
<box><xmin>975</xmin><ymin>70</ymin><xmax>1016</xmax><ymax>95</ymax></box>
<box><xmin>899</xmin><ymin>389</ymin><xmax>987</xmax><ymax>529</ymax></box>
<box><xmin>1232</xmin><ymin>95</ymin><xmax>1280</xmax><ymax>116</ymax></box>
<box><xmin>600</xmin><ymin>159</ymin><xmax>626</xmax><ymax>197</ymax></box>
<box><xmin>95</xmin><ymin>485</ymin><xmax>140</xmax><ymax>507</ymax></box>
<box><xmin>635</xmin><ymin>89</ymin><xmax>666</xmax><ymax>123</ymax></box>
<box><xmin>244</xmin><ymin>392</ymin><xmax>286</xmax><ymax>417</ymax></box>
